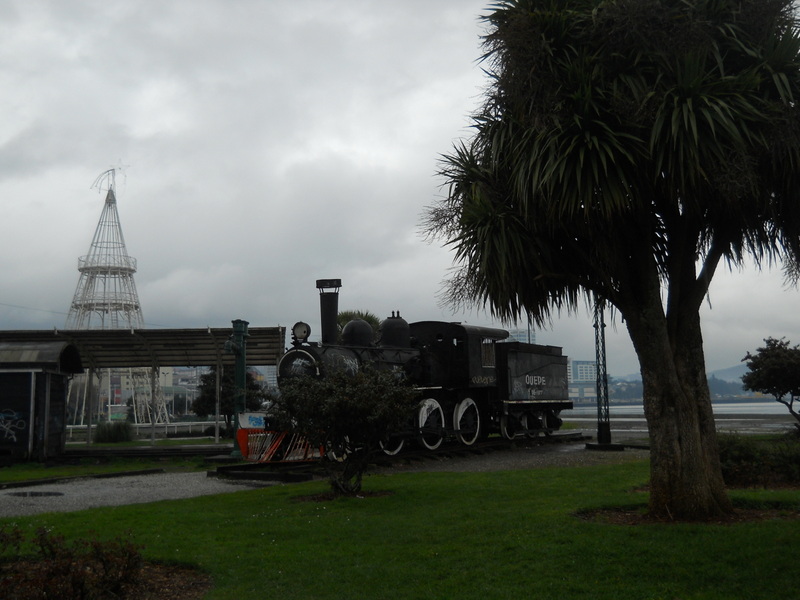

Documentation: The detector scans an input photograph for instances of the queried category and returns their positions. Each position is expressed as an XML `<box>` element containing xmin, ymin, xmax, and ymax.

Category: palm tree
<box><xmin>425</xmin><ymin>0</ymin><xmax>800</xmax><ymax>520</ymax></box>
<box><xmin>337</xmin><ymin>309</ymin><xmax>381</xmax><ymax>343</ymax></box>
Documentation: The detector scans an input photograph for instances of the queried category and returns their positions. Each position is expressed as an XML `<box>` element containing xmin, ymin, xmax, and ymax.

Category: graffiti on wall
<box><xmin>0</xmin><ymin>409</ymin><xmax>26</xmax><ymax>443</ymax></box>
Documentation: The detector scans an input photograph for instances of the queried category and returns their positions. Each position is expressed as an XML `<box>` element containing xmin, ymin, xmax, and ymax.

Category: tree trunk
<box><xmin>623</xmin><ymin>284</ymin><xmax>733</xmax><ymax>521</ymax></box>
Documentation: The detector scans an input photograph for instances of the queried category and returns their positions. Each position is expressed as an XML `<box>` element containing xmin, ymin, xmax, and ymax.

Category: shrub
<box><xmin>271</xmin><ymin>364</ymin><xmax>418</xmax><ymax>495</ymax></box>
<box><xmin>93</xmin><ymin>421</ymin><xmax>134</xmax><ymax>443</ymax></box>
<box><xmin>0</xmin><ymin>525</ymin><xmax>142</xmax><ymax>599</ymax></box>
<box><xmin>718</xmin><ymin>433</ymin><xmax>800</xmax><ymax>487</ymax></box>
<box><xmin>203</xmin><ymin>425</ymin><xmax>232</xmax><ymax>438</ymax></box>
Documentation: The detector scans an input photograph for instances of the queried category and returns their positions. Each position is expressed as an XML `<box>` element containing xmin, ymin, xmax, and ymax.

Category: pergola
<box><xmin>0</xmin><ymin>327</ymin><xmax>285</xmax><ymax>370</ymax></box>
<box><xmin>0</xmin><ymin>326</ymin><xmax>285</xmax><ymax>442</ymax></box>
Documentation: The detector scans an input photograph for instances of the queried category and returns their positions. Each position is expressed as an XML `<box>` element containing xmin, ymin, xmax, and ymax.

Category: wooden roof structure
<box><xmin>0</xmin><ymin>327</ymin><xmax>285</xmax><ymax>371</ymax></box>
<box><xmin>0</xmin><ymin>341</ymin><xmax>84</xmax><ymax>373</ymax></box>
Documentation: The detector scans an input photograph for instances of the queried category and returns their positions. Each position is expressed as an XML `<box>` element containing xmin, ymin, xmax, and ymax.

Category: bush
<box><xmin>0</xmin><ymin>525</ymin><xmax>142</xmax><ymax>599</ymax></box>
<box><xmin>93</xmin><ymin>421</ymin><xmax>134</xmax><ymax>444</ymax></box>
<box><xmin>271</xmin><ymin>365</ymin><xmax>418</xmax><ymax>495</ymax></box>
<box><xmin>718</xmin><ymin>433</ymin><xmax>800</xmax><ymax>487</ymax></box>
<box><xmin>203</xmin><ymin>425</ymin><xmax>232</xmax><ymax>438</ymax></box>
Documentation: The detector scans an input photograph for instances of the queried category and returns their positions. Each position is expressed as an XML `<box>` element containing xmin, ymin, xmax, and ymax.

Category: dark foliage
<box><xmin>0</xmin><ymin>526</ymin><xmax>143</xmax><ymax>599</ymax></box>
<box><xmin>92</xmin><ymin>421</ymin><xmax>134</xmax><ymax>443</ymax></box>
<box><xmin>270</xmin><ymin>365</ymin><xmax>418</xmax><ymax>494</ymax></box>
<box><xmin>718</xmin><ymin>433</ymin><xmax>800</xmax><ymax>487</ymax></box>
<box><xmin>707</xmin><ymin>377</ymin><xmax>747</xmax><ymax>398</ymax></box>
<box><xmin>191</xmin><ymin>367</ymin><xmax>267</xmax><ymax>427</ymax></box>
<box><xmin>742</xmin><ymin>337</ymin><xmax>800</xmax><ymax>427</ymax></box>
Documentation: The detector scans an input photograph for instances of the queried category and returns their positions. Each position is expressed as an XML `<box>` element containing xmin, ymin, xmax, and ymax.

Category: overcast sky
<box><xmin>0</xmin><ymin>0</ymin><xmax>797</xmax><ymax>377</ymax></box>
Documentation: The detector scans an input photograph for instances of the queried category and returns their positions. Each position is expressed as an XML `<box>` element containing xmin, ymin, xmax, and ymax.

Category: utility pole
<box><xmin>587</xmin><ymin>296</ymin><xmax>623</xmax><ymax>450</ymax></box>
<box><xmin>225</xmin><ymin>319</ymin><xmax>249</xmax><ymax>458</ymax></box>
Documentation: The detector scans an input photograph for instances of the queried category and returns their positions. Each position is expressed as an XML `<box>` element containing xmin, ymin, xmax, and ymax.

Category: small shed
<box><xmin>0</xmin><ymin>341</ymin><xmax>83</xmax><ymax>462</ymax></box>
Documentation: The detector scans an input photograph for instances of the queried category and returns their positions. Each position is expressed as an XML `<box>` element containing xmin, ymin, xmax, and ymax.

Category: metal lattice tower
<box><xmin>66</xmin><ymin>171</ymin><xmax>144</xmax><ymax>330</ymax></box>
<box><xmin>66</xmin><ymin>170</ymin><xmax>168</xmax><ymax>426</ymax></box>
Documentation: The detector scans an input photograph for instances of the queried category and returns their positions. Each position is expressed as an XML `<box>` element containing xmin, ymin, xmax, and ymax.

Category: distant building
<box><xmin>507</xmin><ymin>327</ymin><xmax>536</xmax><ymax>344</ymax></box>
<box><xmin>263</xmin><ymin>365</ymin><xmax>278</xmax><ymax>390</ymax></box>
<box><xmin>571</xmin><ymin>360</ymin><xmax>597</xmax><ymax>382</ymax></box>
<box><xmin>569</xmin><ymin>360</ymin><xmax>597</xmax><ymax>403</ymax></box>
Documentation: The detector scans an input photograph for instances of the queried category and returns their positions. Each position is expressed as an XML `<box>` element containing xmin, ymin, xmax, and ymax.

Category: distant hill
<box><xmin>613</xmin><ymin>363</ymin><xmax>748</xmax><ymax>384</ymax></box>
<box><xmin>708</xmin><ymin>363</ymin><xmax>748</xmax><ymax>383</ymax></box>
<box><xmin>609</xmin><ymin>368</ymin><xmax>747</xmax><ymax>400</ymax></box>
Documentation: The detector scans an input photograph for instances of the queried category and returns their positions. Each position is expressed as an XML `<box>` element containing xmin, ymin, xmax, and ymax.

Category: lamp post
<box><xmin>587</xmin><ymin>296</ymin><xmax>624</xmax><ymax>451</ymax></box>
<box><xmin>225</xmin><ymin>319</ymin><xmax>249</xmax><ymax>459</ymax></box>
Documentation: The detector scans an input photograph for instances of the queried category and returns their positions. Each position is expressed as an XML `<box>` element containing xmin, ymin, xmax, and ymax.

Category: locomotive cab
<box><xmin>408</xmin><ymin>321</ymin><xmax>508</xmax><ymax>389</ymax></box>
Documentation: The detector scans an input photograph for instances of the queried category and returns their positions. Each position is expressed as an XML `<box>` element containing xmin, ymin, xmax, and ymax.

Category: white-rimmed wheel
<box><xmin>380</xmin><ymin>436</ymin><xmax>405</xmax><ymax>456</ymax></box>
<box><xmin>453</xmin><ymin>397</ymin><xmax>481</xmax><ymax>446</ymax></box>
<box><xmin>544</xmin><ymin>410</ymin><xmax>563</xmax><ymax>436</ymax></box>
<box><xmin>525</xmin><ymin>412</ymin><xmax>544</xmax><ymax>438</ymax></box>
<box><xmin>500</xmin><ymin>413</ymin><xmax>527</xmax><ymax>440</ymax></box>
<box><xmin>417</xmin><ymin>398</ymin><xmax>445</xmax><ymax>450</ymax></box>
<box><xmin>326</xmin><ymin>437</ymin><xmax>351</xmax><ymax>462</ymax></box>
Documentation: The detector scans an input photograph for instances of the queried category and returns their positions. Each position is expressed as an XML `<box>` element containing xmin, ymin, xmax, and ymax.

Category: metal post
<box><xmin>150</xmin><ymin>367</ymin><xmax>157</xmax><ymax>445</ymax></box>
<box><xmin>215</xmin><ymin>361</ymin><xmax>222</xmax><ymax>444</ymax></box>
<box><xmin>587</xmin><ymin>295</ymin><xmax>624</xmax><ymax>451</ymax></box>
<box><xmin>227</xmin><ymin>319</ymin><xmax>249</xmax><ymax>458</ymax></box>
<box><xmin>594</xmin><ymin>297</ymin><xmax>611</xmax><ymax>444</ymax></box>
<box><xmin>85</xmin><ymin>368</ymin><xmax>95</xmax><ymax>444</ymax></box>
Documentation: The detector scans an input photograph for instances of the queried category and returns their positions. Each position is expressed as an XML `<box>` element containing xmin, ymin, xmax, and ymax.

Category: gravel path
<box><xmin>0</xmin><ymin>442</ymin><xmax>650</xmax><ymax>518</ymax></box>
<box><xmin>0</xmin><ymin>472</ymin><xmax>277</xmax><ymax>518</ymax></box>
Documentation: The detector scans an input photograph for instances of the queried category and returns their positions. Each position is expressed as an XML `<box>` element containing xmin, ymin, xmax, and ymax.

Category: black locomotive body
<box><xmin>277</xmin><ymin>280</ymin><xmax>572</xmax><ymax>453</ymax></box>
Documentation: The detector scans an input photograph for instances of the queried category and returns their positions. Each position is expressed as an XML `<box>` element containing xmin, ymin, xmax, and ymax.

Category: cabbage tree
<box><xmin>425</xmin><ymin>0</ymin><xmax>800</xmax><ymax>519</ymax></box>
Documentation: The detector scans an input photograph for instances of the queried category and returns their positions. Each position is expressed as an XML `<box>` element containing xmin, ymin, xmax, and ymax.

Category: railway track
<box><xmin>55</xmin><ymin>431</ymin><xmax>588</xmax><ymax>484</ymax></box>
<box><xmin>213</xmin><ymin>430</ymin><xmax>588</xmax><ymax>482</ymax></box>
<box><xmin>62</xmin><ymin>442</ymin><xmax>234</xmax><ymax>461</ymax></box>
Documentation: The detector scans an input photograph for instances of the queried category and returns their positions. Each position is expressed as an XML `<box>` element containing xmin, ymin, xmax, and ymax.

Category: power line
<box><xmin>0</xmin><ymin>301</ymin><xmax>69</xmax><ymax>317</ymax></box>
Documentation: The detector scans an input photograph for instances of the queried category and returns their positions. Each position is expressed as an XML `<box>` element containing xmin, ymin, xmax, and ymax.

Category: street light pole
<box><xmin>586</xmin><ymin>296</ymin><xmax>623</xmax><ymax>451</ymax></box>
<box><xmin>594</xmin><ymin>296</ymin><xmax>611</xmax><ymax>445</ymax></box>
<box><xmin>225</xmin><ymin>319</ymin><xmax>249</xmax><ymax>459</ymax></box>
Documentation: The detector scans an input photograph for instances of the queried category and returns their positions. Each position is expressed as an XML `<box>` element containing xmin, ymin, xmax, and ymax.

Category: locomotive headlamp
<box><xmin>292</xmin><ymin>321</ymin><xmax>311</xmax><ymax>343</ymax></box>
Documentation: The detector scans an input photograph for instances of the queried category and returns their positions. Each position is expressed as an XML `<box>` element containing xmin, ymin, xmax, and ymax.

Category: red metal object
<box><xmin>237</xmin><ymin>429</ymin><xmax>321</xmax><ymax>462</ymax></box>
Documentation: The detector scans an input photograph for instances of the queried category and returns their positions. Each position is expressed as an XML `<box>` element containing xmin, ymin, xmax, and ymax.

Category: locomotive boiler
<box><xmin>277</xmin><ymin>279</ymin><xmax>572</xmax><ymax>454</ymax></box>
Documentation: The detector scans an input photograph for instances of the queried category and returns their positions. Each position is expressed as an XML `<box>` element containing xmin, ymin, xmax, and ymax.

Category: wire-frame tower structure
<box><xmin>66</xmin><ymin>169</ymin><xmax>168</xmax><ymax>425</ymax></box>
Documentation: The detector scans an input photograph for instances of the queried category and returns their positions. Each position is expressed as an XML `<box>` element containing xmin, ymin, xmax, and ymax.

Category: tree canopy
<box><xmin>425</xmin><ymin>0</ymin><xmax>800</xmax><ymax>520</ymax></box>
<box><xmin>191</xmin><ymin>367</ymin><xmax>267</xmax><ymax>429</ymax></box>
<box><xmin>337</xmin><ymin>310</ymin><xmax>380</xmax><ymax>343</ymax></box>
<box><xmin>742</xmin><ymin>337</ymin><xmax>800</xmax><ymax>427</ymax></box>
<box><xmin>270</xmin><ymin>365</ymin><xmax>418</xmax><ymax>494</ymax></box>
<box><xmin>427</xmin><ymin>0</ymin><xmax>800</xmax><ymax>321</ymax></box>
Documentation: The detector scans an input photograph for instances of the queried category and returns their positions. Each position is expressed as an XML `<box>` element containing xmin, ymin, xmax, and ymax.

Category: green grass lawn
<box><xmin>2</xmin><ymin>457</ymin><xmax>798</xmax><ymax>599</ymax></box>
<box><xmin>0</xmin><ymin>455</ymin><xmax>212</xmax><ymax>483</ymax></box>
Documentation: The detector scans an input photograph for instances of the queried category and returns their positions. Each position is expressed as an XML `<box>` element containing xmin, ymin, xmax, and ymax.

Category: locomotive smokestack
<box><xmin>316</xmin><ymin>278</ymin><xmax>341</xmax><ymax>345</ymax></box>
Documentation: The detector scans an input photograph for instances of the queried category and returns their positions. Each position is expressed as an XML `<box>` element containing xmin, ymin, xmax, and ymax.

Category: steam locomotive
<box><xmin>277</xmin><ymin>279</ymin><xmax>572</xmax><ymax>454</ymax></box>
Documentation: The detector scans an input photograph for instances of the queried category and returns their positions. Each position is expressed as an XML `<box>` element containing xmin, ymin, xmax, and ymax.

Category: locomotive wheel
<box><xmin>544</xmin><ymin>410</ymin><xmax>563</xmax><ymax>436</ymax></box>
<box><xmin>453</xmin><ymin>397</ymin><xmax>481</xmax><ymax>446</ymax></box>
<box><xmin>500</xmin><ymin>414</ymin><xmax>513</xmax><ymax>440</ymax></box>
<box><xmin>500</xmin><ymin>413</ymin><xmax>527</xmax><ymax>440</ymax></box>
<box><xmin>525</xmin><ymin>412</ymin><xmax>544</xmax><ymax>438</ymax></box>
<box><xmin>417</xmin><ymin>398</ymin><xmax>444</xmax><ymax>450</ymax></box>
<box><xmin>380</xmin><ymin>436</ymin><xmax>405</xmax><ymax>456</ymax></box>
<box><xmin>326</xmin><ymin>438</ymin><xmax>350</xmax><ymax>462</ymax></box>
